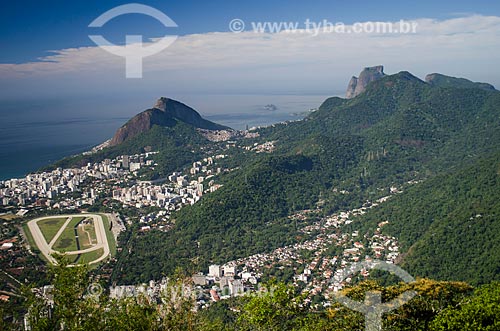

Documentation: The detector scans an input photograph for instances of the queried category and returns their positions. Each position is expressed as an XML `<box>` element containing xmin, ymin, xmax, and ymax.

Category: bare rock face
<box><xmin>345</xmin><ymin>76</ymin><xmax>359</xmax><ymax>99</ymax></box>
<box><xmin>109</xmin><ymin>97</ymin><xmax>229</xmax><ymax>146</ymax></box>
<box><xmin>346</xmin><ymin>65</ymin><xmax>386</xmax><ymax>99</ymax></box>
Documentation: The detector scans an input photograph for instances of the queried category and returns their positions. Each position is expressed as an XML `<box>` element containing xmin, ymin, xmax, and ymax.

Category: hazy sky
<box><xmin>1</xmin><ymin>0</ymin><xmax>499</xmax><ymax>100</ymax></box>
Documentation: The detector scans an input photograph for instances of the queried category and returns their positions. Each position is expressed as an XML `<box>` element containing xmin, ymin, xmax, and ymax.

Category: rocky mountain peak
<box><xmin>153</xmin><ymin>97</ymin><xmax>173</xmax><ymax>111</ymax></box>
<box><xmin>109</xmin><ymin>97</ymin><xmax>230</xmax><ymax>146</ymax></box>
<box><xmin>346</xmin><ymin>65</ymin><xmax>386</xmax><ymax>99</ymax></box>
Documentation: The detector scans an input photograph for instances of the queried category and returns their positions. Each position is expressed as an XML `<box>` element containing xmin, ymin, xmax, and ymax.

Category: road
<box><xmin>48</xmin><ymin>216</ymin><xmax>73</xmax><ymax>248</ymax></box>
<box><xmin>27</xmin><ymin>214</ymin><xmax>111</xmax><ymax>265</ymax></box>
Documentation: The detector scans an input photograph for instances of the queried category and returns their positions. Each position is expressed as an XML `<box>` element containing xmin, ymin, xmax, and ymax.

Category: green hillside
<box><xmin>354</xmin><ymin>153</ymin><xmax>500</xmax><ymax>285</ymax></box>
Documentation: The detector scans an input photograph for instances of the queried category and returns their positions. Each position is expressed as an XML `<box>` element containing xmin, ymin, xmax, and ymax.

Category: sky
<box><xmin>1</xmin><ymin>0</ymin><xmax>500</xmax><ymax>179</ymax></box>
<box><xmin>1</xmin><ymin>0</ymin><xmax>500</xmax><ymax>100</ymax></box>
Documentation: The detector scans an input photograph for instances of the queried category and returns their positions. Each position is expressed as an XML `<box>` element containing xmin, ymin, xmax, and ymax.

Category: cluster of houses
<box><xmin>0</xmin><ymin>152</ymin><xmax>158</xmax><ymax>210</ymax></box>
<box><xmin>223</xmin><ymin>191</ymin><xmax>404</xmax><ymax>307</ymax></box>
<box><xmin>109</xmin><ymin>264</ymin><xmax>260</xmax><ymax>310</ymax></box>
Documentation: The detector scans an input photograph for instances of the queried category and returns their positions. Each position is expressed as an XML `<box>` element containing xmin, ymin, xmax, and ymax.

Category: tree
<box><xmin>430</xmin><ymin>282</ymin><xmax>500</xmax><ymax>330</ymax></box>
<box><xmin>237</xmin><ymin>282</ymin><xmax>308</xmax><ymax>331</ymax></box>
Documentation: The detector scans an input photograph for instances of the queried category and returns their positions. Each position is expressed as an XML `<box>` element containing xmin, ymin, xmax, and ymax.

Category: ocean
<box><xmin>0</xmin><ymin>94</ymin><xmax>331</xmax><ymax>180</ymax></box>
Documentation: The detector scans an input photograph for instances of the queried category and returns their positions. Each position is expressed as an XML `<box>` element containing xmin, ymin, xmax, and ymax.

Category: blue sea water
<box><xmin>0</xmin><ymin>94</ymin><xmax>330</xmax><ymax>180</ymax></box>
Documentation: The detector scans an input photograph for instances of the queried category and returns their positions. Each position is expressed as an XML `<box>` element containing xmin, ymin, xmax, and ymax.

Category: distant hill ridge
<box><xmin>425</xmin><ymin>73</ymin><xmax>496</xmax><ymax>91</ymax></box>
<box><xmin>345</xmin><ymin>65</ymin><xmax>496</xmax><ymax>98</ymax></box>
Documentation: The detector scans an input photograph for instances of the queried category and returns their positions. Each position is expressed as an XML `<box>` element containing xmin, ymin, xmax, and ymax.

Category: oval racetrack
<box><xmin>27</xmin><ymin>214</ymin><xmax>110</xmax><ymax>265</ymax></box>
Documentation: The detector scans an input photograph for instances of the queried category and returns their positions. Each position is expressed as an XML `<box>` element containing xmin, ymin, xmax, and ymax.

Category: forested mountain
<box><xmin>17</xmin><ymin>68</ymin><xmax>500</xmax><ymax>331</ymax></box>
<box><xmin>110</xmin><ymin>69</ymin><xmax>500</xmax><ymax>283</ymax></box>
<box><xmin>41</xmin><ymin>97</ymin><xmax>237</xmax><ymax>180</ymax></box>
<box><xmin>354</xmin><ymin>152</ymin><xmax>500</xmax><ymax>285</ymax></box>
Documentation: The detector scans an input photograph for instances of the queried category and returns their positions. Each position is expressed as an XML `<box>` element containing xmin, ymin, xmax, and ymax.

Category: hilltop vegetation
<box><xmin>425</xmin><ymin>73</ymin><xmax>496</xmax><ymax>91</ymax></box>
<box><xmin>19</xmin><ymin>259</ymin><xmax>500</xmax><ymax>331</ymax></box>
